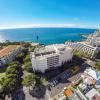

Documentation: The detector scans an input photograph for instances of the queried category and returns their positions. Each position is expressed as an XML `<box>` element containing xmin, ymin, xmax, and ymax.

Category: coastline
<box><xmin>0</xmin><ymin>28</ymin><xmax>96</xmax><ymax>45</ymax></box>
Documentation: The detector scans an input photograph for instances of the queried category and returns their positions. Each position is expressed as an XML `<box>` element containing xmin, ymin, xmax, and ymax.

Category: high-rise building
<box><xmin>31</xmin><ymin>44</ymin><xmax>73</xmax><ymax>73</ymax></box>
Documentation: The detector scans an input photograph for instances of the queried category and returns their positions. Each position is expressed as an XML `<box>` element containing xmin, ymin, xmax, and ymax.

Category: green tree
<box><xmin>21</xmin><ymin>42</ymin><xmax>31</xmax><ymax>48</ymax></box>
<box><xmin>0</xmin><ymin>61</ymin><xmax>23</xmax><ymax>97</ymax></box>
<box><xmin>8</xmin><ymin>61</ymin><xmax>19</xmax><ymax>66</ymax></box>
<box><xmin>95</xmin><ymin>51</ymin><xmax>100</xmax><ymax>59</ymax></box>
<box><xmin>35</xmin><ymin>77</ymin><xmax>42</xmax><ymax>86</ymax></box>
<box><xmin>74</xmin><ymin>51</ymin><xmax>90</xmax><ymax>58</ymax></box>
<box><xmin>30</xmin><ymin>46</ymin><xmax>36</xmax><ymax>52</ymax></box>
<box><xmin>24</xmin><ymin>54</ymin><xmax>30</xmax><ymax>62</ymax></box>
<box><xmin>24</xmin><ymin>61</ymin><xmax>33</xmax><ymax>72</ymax></box>
<box><xmin>74</xmin><ymin>51</ymin><xmax>83</xmax><ymax>58</ymax></box>
<box><xmin>95</xmin><ymin>62</ymin><xmax>100</xmax><ymax>71</ymax></box>
<box><xmin>16</xmin><ymin>52</ymin><xmax>25</xmax><ymax>63</ymax></box>
<box><xmin>22</xmin><ymin>74</ymin><xmax>35</xmax><ymax>87</ymax></box>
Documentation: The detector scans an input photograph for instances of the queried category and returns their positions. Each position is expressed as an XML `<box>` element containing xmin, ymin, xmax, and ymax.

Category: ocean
<box><xmin>0</xmin><ymin>28</ymin><xmax>96</xmax><ymax>45</ymax></box>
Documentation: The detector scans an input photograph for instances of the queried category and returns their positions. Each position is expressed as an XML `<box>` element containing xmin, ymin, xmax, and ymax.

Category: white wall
<box><xmin>59</xmin><ymin>48</ymin><xmax>73</xmax><ymax>65</ymax></box>
<box><xmin>0</xmin><ymin>46</ymin><xmax>22</xmax><ymax>64</ymax></box>
<box><xmin>31</xmin><ymin>46</ymin><xmax>73</xmax><ymax>73</ymax></box>
<box><xmin>32</xmin><ymin>57</ymin><xmax>48</xmax><ymax>73</ymax></box>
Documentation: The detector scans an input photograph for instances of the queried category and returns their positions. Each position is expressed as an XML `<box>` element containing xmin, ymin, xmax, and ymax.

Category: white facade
<box><xmin>87</xmin><ymin>29</ymin><xmax>100</xmax><ymax>47</ymax></box>
<box><xmin>0</xmin><ymin>45</ymin><xmax>22</xmax><ymax>64</ymax></box>
<box><xmin>65</xmin><ymin>29</ymin><xmax>100</xmax><ymax>58</ymax></box>
<box><xmin>65</xmin><ymin>41</ymin><xmax>97</xmax><ymax>57</ymax></box>
<box><xmin>31</xmin><ymin>44</ymin><xmax>73</xmax><ymax>73</ymax></box>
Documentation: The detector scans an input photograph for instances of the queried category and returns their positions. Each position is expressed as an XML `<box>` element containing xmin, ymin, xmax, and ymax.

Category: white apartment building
<box><xmin>86</xmin><ymin>29</ymin><xmax>100</xmax><ymax>47</ymax></box>
<box><xmin>65</xmin><ymin>29</ymin><xmax>100</xmax><ymax>58</ymax></box>
<box><xmin>0</xmin><ymin>45</ymin><xmax>22</xmax><ymax>64</ymax></box>
<box><xmin>31</xmin><ymin>44</ymin><xmax>73</xmax><ymax>73</ymax></box>
<box><xmin>65</xmin><ymin>42</ymin><xmax>97</xmax><ymax>57</ymax></box>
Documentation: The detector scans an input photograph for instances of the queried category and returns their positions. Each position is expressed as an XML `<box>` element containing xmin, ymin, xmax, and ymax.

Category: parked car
<box><xmin>47</xmin><ymin>85</ymin><xmax>51</xmax><ymax>91</ymax></box>
<box><xmin>57</xmin><ymin>77</ymin><xmax>62</xmax><ymax>82</ymax></box>
<box><xmin>49</xmin><ymin>82</ymin><xmax>55</xmax><ymax>87</ymax></box>
<box><xmin>64</xmin><ymin>87</ymin><xmax>67</xmax><ymax>90</ymax></box>
<box><xmin>53</xmin><ymin>80</ymin><xmax>58</xmax><ymax>86</ymax></box>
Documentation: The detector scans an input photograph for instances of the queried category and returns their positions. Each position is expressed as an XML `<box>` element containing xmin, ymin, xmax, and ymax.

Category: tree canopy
<box><xmin>95</xmin><ymin>51</ymin><xmax>100</xmax><ymax>59</ymax></box>
<box><xmin>0</xmin><ymin>61</ymin><xmax>22</xmax><ymax>96</ymax></box>
<box><xmin>24</xmin><ymin>54</ymin><xmax>30</xmax><ymax>62</ymax></box>
<box><xmin>95</xmin><ymin>62</ymin><xmax>100</xmax><ymax>71</ymax></box>
<box><xmin>22</xmin><ymin>74</ymin><xmax>36</xmax><ymax>87</ymax></box>
<box><xmin>24</xmin><ymin>61</ymin><xmax>33</xmax><ymax>72</ymax></box>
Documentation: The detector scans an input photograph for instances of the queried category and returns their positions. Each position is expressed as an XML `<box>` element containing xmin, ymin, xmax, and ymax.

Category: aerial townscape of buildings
<box><xmin>65</xmin><ymin>29</ymin><xmax>100</xmax><ymax>58</ymax></box>
<box><xmin>0</xmin><ymin>29</ymin><xmax>100</xmax><ymax>100</ymax></box>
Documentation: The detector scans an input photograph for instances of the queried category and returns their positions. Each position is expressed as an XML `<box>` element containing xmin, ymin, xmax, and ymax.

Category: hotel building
<box><xmin>65</xmin><ymin>29</ymin><xmax>100</xmax><ymax>58</ymax></box>
<box><xmin>31</xmin><ymin>44</ymin><xmax>73</xmax><ymax>73</ymax></box>
<box><xmin>0</xmin><ymin>45</ymin><xmax>22</xmax><ymax>64</ymax></box>
<box><xmin>65</xmin><ymin>42</ymin><xmax>97</xmax><ymax>57</ymax></box>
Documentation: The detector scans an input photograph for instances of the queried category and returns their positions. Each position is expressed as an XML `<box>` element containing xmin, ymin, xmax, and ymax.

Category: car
<box><xmin>62</xmin><ymin>90</ymin><xmax>64</xmax><ymax>92</ymax></box>
<box><xmin>54</xmin><ymin>80</ymin><xmax>58</xmax><ymax>84</ymax></box>
<box><xmin>65</xmin><ymin>73</ymin><xmax>70</xmax><ymax>78</ymax></box>
<box><xmin>47</xmin><ymin>85</ymin><xmax>51</xmax><ymax>91</ymax></box>
<box><xmin>62</xmin><ymin>88</ymin><xmax>67</xmax><ymax>92</ymax></box>
<box><xmin>49</xmin><ymin>82</ymin><xmax>55</xmax><ymax>87</ymax></box>
<box><xmin>53</xmin><ymin>80</ymin><xmax>57</xmax><ymax>85</ymax></box>
<box><xmin>61</xmin><ymin>74</ymin><xmax>66</xmax><ymax>79</ymax></box>
<box><xmin>61</xmin><ymin>93</ymin><xmax>65</xmax><ymax>96</ymax></box>
<box><xmin>52</xmin><ymin>83</ymin><xmax>55</xmax><ymax>87</ymax></box>
<box><xmin>64</xmin><ymin>87</ymin><xmax>67</xmax><ymax>90</ymax></box>
<box><xmin>57</xmin><ymin>77</ymin><xmax>62</xmax><ymax>82</ymax></box>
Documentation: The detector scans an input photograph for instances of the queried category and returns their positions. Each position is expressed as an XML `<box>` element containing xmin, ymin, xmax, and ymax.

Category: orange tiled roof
<box><xmin>0</xmin><ymin>45</ymin><xmax>20</xmax><ymax>58</ymax></box>
<box><xmin>64</xmin><ymin>89</ymin><xmax>74</xmax><ymax>97</ymax></box>
<box><xmin>90</xmin><ymin>78</ymin><xmax>96</xmax><ymax>85</ymax></box>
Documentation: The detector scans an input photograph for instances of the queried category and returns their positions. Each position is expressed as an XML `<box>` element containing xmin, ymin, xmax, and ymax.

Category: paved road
<box><xmin>48</xmin><ymin>72</ymin><xmax>83</xmax><ymax>98</ymax></box>
<box><xmin>17</xmin><ymin>69</ymin><xmax>84</xmax><ymax>100</ymax></box>
<box><xmin>47</xmin><ymin>61</ymin><xmax>91</xmax><ymax>99</ymax></box>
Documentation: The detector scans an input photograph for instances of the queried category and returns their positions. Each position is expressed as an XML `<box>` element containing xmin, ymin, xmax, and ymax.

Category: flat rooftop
<box><xmin>34</xmin><ymin>51</ymin><xmax>56</xmax><ymax>57</ymax></box>
<box><xmin>34</xmin><ymin>44</ymin><xmax>67</xmax><ymax>56</ymax></box>
<box><xmin>0</xmin><ymin>45</ymin><xmax>20</xmax><ymax>58</ymax></box>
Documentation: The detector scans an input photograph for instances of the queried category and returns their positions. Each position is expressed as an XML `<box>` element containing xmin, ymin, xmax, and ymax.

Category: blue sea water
<box><xmin>0</xmin><ymin>28</ymin><xmax>96</xmax><ymax>45</ymax></box>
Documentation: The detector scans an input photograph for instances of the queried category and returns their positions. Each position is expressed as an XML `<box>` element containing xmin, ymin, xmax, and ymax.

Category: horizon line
<box><xmin>0</xmin><ymin>24</ymin><xmax>99</xmax><ymax>30</ymax></box>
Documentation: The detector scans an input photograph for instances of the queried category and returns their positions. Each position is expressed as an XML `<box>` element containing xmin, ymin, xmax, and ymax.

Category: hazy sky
<box><xmin>0</xmin><ymin>0</ymin><xmax>100</xmax><ymax>29</ymax></box>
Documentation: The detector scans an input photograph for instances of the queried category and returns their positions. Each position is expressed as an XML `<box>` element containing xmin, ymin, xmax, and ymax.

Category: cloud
<box><xmin>0</xmin><ymin>24</ymin><xmax>77</xmax><ymax>29</ymax></box>
<box><xmin>0</xmin><ymin>23</ymin><xmax>99</xmax><ymax>29</ymax></box>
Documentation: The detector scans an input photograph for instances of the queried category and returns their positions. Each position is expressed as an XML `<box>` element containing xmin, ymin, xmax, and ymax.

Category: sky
<box><xmin>0</xmin><ymin>0</ymin><xmax>100</xmax><ymax>29</ymax></box>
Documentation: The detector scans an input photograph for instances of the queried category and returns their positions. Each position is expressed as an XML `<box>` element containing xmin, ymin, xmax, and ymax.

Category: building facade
<box><xmin>31</xmin><ymin>44</ymin><xmax>73</xmax><ymax>73</ymax></box>
<box><xmin>65</xmin><ymin>29</ymin><xmax>100</xmax><ymax>58</ymax></box>
<box><xmin>65</xmin><ymin>42</ymin><xmax>97</xmax><ymax>58</ymax></box>
<box><xmin>0</xmin><ymin>45</ymin><xmax>22</xmax><ymax>64</ymax></box>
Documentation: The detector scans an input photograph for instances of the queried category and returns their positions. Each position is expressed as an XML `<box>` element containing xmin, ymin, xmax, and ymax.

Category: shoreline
<box><xmin>0</xmin><ymin>33</ymin><xmax>88</xmax><ymax>45</ymax></box>
<box><xmin>0</xmin><ymin>28</ymin><xmax>96</xmax><ymax>44</ymax></box>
